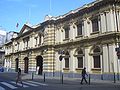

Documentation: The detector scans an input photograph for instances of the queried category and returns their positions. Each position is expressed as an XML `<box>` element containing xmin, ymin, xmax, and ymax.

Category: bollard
<box><xmin>44</xmin><ymin>73</ymin><xmax>45</xmax><ymax>82</ymax></box>
<box><xmin>117</xmin><ymin>73</ymin><xmax>119</xmax><ymax>81</ymax></box>
<box><xmin>114</xmin><ymin>73</ymin><xmax>116</xmax><ymax>83</ymax></box>
<box><xmin>101</xmin><ymin>74</ymin><xmax>103</xmax><ymax>80</ymax></box>
<box><xmin>61</xmin><ymin>73</ymin><xmax>63</xmax><ymax>84</ymax></box>
<box><xmin>89</xmin><ymin>74</ymin><xmax>90</xmax><ymax>85</ymax></box>
<box><xmin>32</xmin><ymin>72</ymin><xmax>34</xmax><ymax>80</ymax></box>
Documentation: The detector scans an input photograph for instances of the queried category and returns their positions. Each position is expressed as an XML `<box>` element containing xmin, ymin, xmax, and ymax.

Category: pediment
<box><xmin>19</xmin><ymin>24</ymin><xmax>32</xmax><ymax>35</ymax></box>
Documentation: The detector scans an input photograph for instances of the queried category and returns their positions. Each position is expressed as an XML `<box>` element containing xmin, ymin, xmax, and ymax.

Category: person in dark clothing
<box><xmin>80</xmin><ymin>67</ymin><xmax>88</xmax><ymax>84</ymax></box>
<box><xmin>16</xmin><ymin>68</ymin><xmax>23</xmax><ymax>87</ymax></box>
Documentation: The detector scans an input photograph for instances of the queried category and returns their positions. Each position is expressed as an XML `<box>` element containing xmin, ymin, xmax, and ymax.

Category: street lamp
<box><xmin>58</xmin><ymin>50</ymin><xmax>64</xmax><ymax>84</ymax></box>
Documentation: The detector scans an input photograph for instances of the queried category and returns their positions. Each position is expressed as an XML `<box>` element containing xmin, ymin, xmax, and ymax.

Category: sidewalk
<box><xmin>22</xmin><ymin>73</ymin><xmax>120</xmax><ymax>85</ymax></box>
<box><xmin>1</xmin><ymin>72</ymin><xmax>120</xmax><ymax>85</ymax></box>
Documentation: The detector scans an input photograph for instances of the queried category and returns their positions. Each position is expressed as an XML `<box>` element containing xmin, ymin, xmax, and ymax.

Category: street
<box><xmin>0</xmin><ymin>72</ymin><xmax>120</xmax><ymax>90</ymax></box>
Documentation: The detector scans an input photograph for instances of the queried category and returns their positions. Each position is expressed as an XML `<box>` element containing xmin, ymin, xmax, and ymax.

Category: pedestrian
<box><xmin>80</xmin><ymin>67</ymin><xmax>88</xmax><ymax>84</ymax></box>
<box><xmin>16</xmin><ymin>68</ymin><xmax>23</xmax><ymax>87</ymax></box>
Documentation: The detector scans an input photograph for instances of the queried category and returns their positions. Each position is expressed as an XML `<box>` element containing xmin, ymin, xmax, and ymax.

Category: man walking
<box><xmin>81</xmin><ymin>67</ymin><xmax>88</xmax><ymax>84</ymax></box>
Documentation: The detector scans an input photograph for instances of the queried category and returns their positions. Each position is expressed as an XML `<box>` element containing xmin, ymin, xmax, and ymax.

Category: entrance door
<box><xmin>15</xmin><ymin>58</ymin><xmax>19</xmax><ymax>72</ymax></box>
<box><xmin>24</xmin><ymin>57</ymin><xmax>29</xmax><ymax>73</ymax></box>
<box><xmin>36</xmin><ymin>56</ymin><xmax>43</xmax><ymax>75</ymax></box>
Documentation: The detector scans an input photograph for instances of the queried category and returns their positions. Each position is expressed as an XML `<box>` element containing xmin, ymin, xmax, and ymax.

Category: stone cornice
<box><xmin>10</xmin><ymin>44</ymin><xmax>54</xmax><ymax>55</ymax></box>
<box><xmin>55</xmin><ymin>31</ymin><xmax>119</xmax><ymax>48</ymax></box>
<box><xmin>4</xmin><ymin>41</ymin><xmax>12</xmax><ymax>46</ymax></box>
<box><xmin>55</xmin><ymin>0</ymin><xmax>120</xmax><ymax>25</ymax></box>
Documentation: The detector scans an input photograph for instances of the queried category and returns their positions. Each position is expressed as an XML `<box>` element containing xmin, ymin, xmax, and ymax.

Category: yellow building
<box><xmin>4</xmin><ymin>0</ymin><xmax>120</xmax><ymax>79</ymax></box>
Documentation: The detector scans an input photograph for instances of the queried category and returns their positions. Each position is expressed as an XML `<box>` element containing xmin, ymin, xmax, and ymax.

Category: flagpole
<box><xmin>28</xmin><ymin>7</ymin><xmax>31</xmax><ymax>24</ymax></box>
<box><xmin>16</xmin><ymin>23</ymin><xmax>19</xmax><ymax>31</ymax></box>
<box><xmin>49</xmin><ymin>0</ymin><xmax>52</xmax><ymax>15</ymax></box>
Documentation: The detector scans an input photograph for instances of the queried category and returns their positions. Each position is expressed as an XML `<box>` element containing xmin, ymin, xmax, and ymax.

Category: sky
<box><xmin>0</xmin><ymin>0</ymin><xmax>95</xmax><ymax>33</ymax></box>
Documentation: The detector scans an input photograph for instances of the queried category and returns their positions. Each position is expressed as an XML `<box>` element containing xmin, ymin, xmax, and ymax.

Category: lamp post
<box><xmin>59</xmin><ymin>55</ymin><xmax>63</xmax><ymax>84</ymax></box>
<box><xmin>58</xmin><ymin>50</ymin><xmax>64</xmax><ymax>84</ymax></box>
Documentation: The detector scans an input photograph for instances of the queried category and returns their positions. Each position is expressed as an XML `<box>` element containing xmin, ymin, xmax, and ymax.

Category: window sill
<box><xmin>75</xmin><ymin>35</ymin><xmax>83</xmax><ymax>38</ymax></box>
<box><xmin>63</xmin><ymin>68</ymin><xmax>69</xmax><ymax>70</ymax></box>
<box><xmin>90</xmin><ymin>31</ymin><xmax>99</xmax><ymax>35</ymax></box>
<box><xmin>75</xmin><ymin>68</ymin><xmax>83</xmax><ymax>70</ymax></box>
<box><xmin>91</xmin><ymin>68</ymin><xmax>101</xmax><ymax>71</ymax></box>
<box><xmin>74</xmin><ymin>54</ymin><xmax>84</xmax><ymax>57</ymax></box>
<box><xmin>63</xmin><ymin>38</ymin><xmax>69</xmax><ymax>41</ymax></box>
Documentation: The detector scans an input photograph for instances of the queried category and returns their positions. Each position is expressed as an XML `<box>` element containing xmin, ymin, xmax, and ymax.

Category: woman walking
<box><xmin>16</xmin><ymin>68</ymin><xmax>23</xmax><ymax>87</ymax></box>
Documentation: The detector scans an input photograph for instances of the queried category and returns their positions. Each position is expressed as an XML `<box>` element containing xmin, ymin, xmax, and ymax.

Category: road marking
<box><xmin>22</xmin><ymin>81</ymin><xmax>38</xmax><ymax>86</ymax></box>
<box><xmin>1</xmin><ymin>82</ymin><xmax>17</xmax><ymax>89</ymax></box>
<box><xmin>0</xmin><ymin>86</ymin><xmax>5</xmax><ymax>90</ymax></box>
<box><xmin>27</xmin><ymin>81</ymin><xmax>47</xmax><ymax>86</ymax></box>
<box><xmin>11</xmin><ymin>81</ymin><xmax>29</xmax><ymax>88</ymax></box>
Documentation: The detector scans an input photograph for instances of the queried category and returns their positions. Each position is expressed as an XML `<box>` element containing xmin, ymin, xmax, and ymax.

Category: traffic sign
<box><xmin>115</xmin><ymin>47</ymin><xmax>120</xmax><ymax>52</ymax></box>
<box><xmin>59</xmin><ymin>55</ymin><xmax>63</xmax><ymax>61</ymax></box>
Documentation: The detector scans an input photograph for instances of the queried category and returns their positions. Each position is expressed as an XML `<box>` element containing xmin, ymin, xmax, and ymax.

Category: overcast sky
<box><xmin>0</xmin><ymin>0</ymin><xmax>94</xmax><ymax>32</ymax></box>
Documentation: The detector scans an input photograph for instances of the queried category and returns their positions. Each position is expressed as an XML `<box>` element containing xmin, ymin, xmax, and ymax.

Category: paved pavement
<box><xmin>0</xmin><ymin>72</ymin><xmax>120</xmax><ymax>90</ymax></box>
<box><xmin>1</xmin><ymin>72</ymin><xmax>120</xmax><ymax>85</ymax></box>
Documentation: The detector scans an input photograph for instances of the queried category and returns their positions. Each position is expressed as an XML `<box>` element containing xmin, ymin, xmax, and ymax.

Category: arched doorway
<box><xmin>15</xmin><ymin>58</ymin><xmax>19</xmax><ymax>72</ymax></box>
<box><xmin>36</xmin><ymin>55</ymin><xmax>43</xmax><ymax>75</ymax></box>
<box><xmin>24</xmin><ymin>57</ymin><xmax>29</xmax><ymax>73</ymax></box>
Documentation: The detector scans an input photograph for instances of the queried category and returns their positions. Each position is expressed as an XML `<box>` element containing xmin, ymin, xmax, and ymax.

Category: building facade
<box><xmin>0</xmin><ymin>29</ymin><xmax>6</xmax><ymax>66</ymax></box>
<box><xmin>4</xmin><ymin>0</ymin><xmax>120</xmax><ymax>78</ymax></box>
<box><xmin>4</xmin><ymin>31</ymin><xmax>19</xmax><ymax>71</ymax></box>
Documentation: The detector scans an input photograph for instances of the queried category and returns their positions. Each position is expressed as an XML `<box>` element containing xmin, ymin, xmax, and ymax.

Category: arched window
<box><xmin>93</xmin><ymin>47</ymin><xmax>101</xmax><ymax>68</ymax></box>
<box><xmin>65</xmin><ymin>51</ymin><xmax>69</xmax><ymax>68</ymax></box>
<box><xmin>77</xmin><ymin>49</ymin><xmax>83</xmax><ymax>68</ymax></box>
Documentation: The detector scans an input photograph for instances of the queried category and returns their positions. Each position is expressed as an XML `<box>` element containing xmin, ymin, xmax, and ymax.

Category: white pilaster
<box><xmin>102</xmin><ymin>45</ymin><xmax>109</xmax><ymax>72</ymax></box>
<box><xmin>110</xmin><ymin>9</ymin><xmax>115</xmax><ymax>31</ymax></box>
<box><xmin>84</xmin><ymin>18</ymin><xmax>90</xmax><ymax>37</ymax></box>
<box><xmin>84</xmin><ymin>47</ymin><xmax>91</xmax><ymax>72</ymax></box>
<box><xmin>109</xmin><ymin>44</ymin><xmax>118</xmax><ymax>73</ymax></box>
<box><xmin>106</xmin><ymin>11</ymin><xmax>111</xmax><ymax>32</ymax></box>
<box><xmin>117</xmin><ymin>11</ymin><xmax>120</xmax><ymax>31</ymax></box>
<box><xmin>70</xmin><ymin>24</ymin><xmax>75</xmax><ymax>40</ymax></box>
<box><xmin>113</xmin><ymin>10</ymin><xmax>117</xmax><ymax>31</ymax></box>
<box><xmin>69</xmin><ymin>49</ymin><xmax>76</xmax><ymax>72</ymax></box>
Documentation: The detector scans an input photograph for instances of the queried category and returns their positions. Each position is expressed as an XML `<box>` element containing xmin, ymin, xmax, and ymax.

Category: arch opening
<box><xmin>36</xmin><ymin>55</ymin><xmax>43</xmax><ymax>75</ymax></box>
<box><xmin>24</xmin><ymin>57</ymin><xmax>29</xmax><ymax>73</ymax></box>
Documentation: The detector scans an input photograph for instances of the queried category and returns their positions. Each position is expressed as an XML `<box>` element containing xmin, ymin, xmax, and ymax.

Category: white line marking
<box><xmin>1</xmin><ymin>82</ymin><xmax>17</xmax><ymax>89</ymax></box>
<box><xmin>0</xmin><ymin>86</ymin><xmax>5</xmax><ymax>90</ymax></box>
<box><xmin>27</xmin><ymin>81</ymin><xmax>47</xmax><ymax>86</ymax></box>
<box><xmin>22</xmin><ymin>81</ymin><xmax>38</xmax><ymax>86</ymax></box>
<box><xmin>11</xmin><ymin>81</ymin><xmax>29</xmax><ymax>88</ymax></box>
